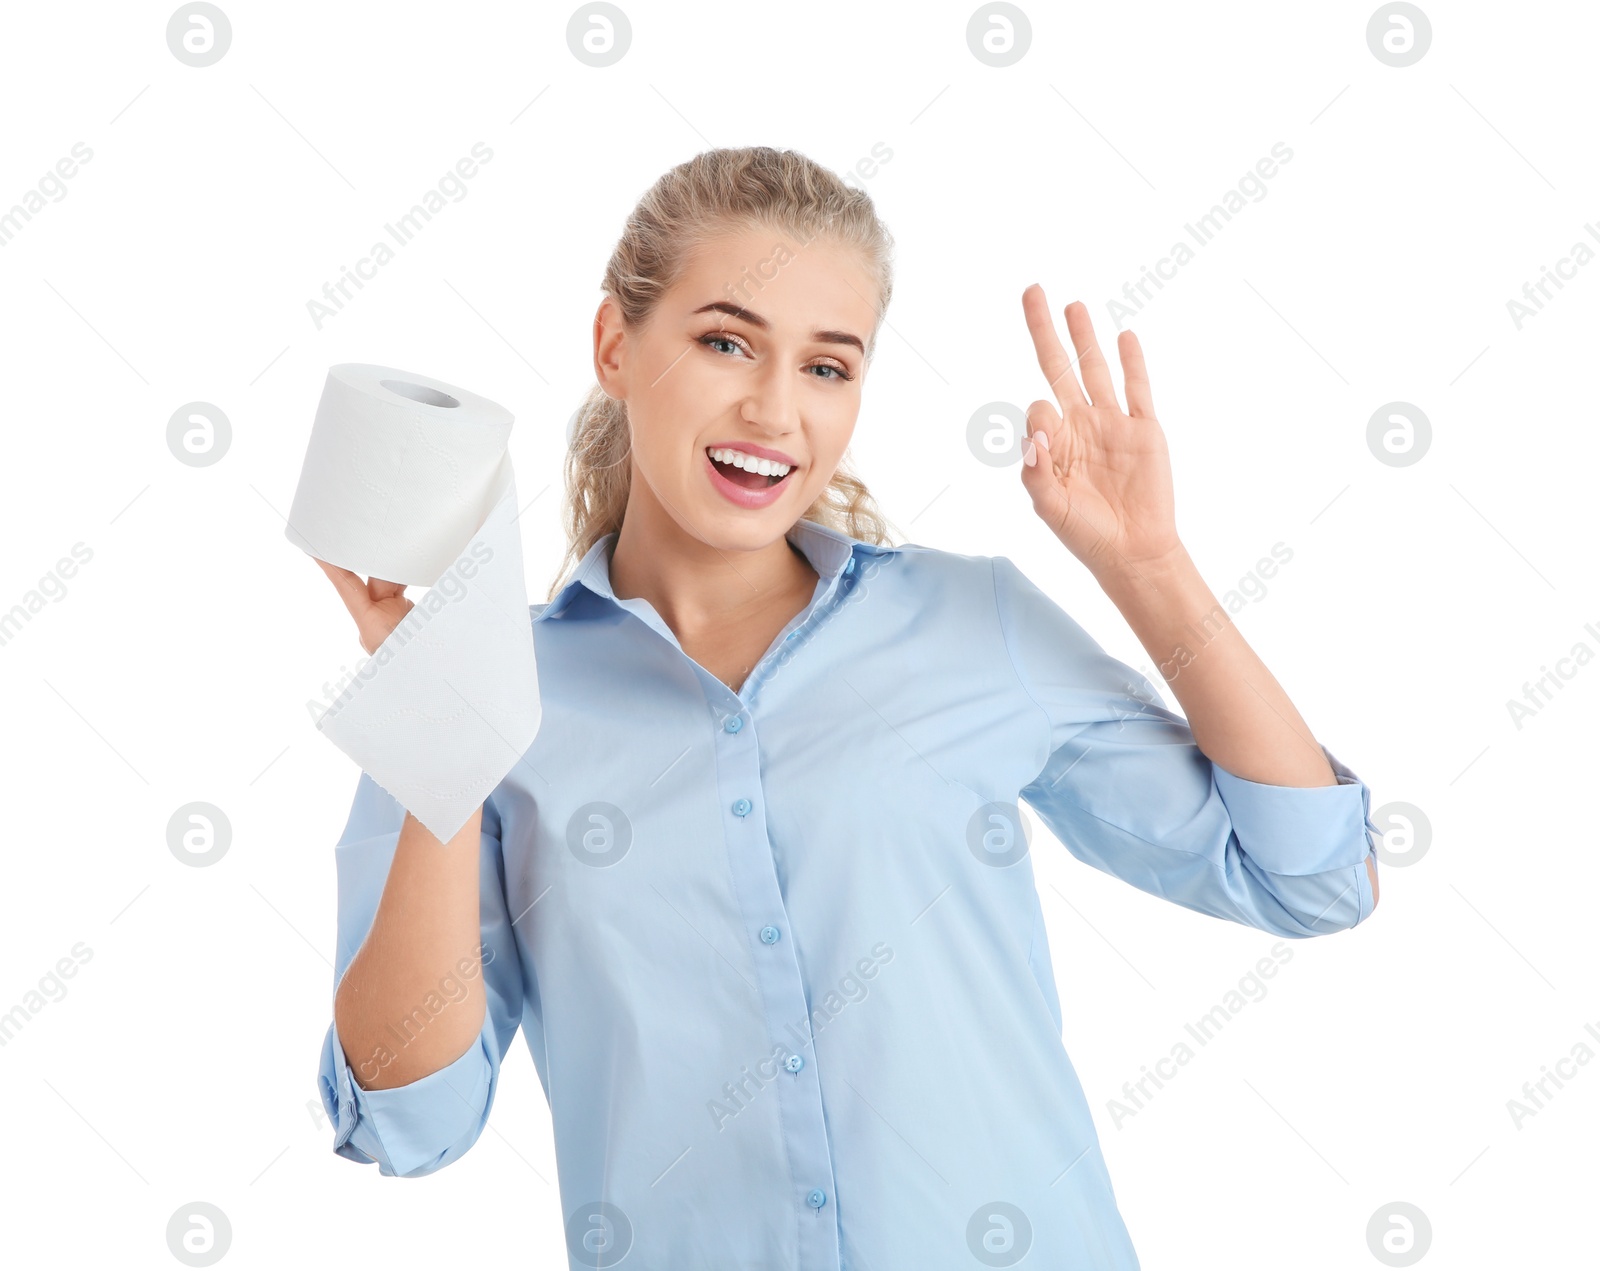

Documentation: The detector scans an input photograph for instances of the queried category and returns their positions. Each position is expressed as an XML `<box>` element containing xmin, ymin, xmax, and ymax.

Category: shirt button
<box><xmin>785</xmin><ymin>1054</ymin><xmax>804</xmax><ymax>1073</ymax></box>
<box><xmin>732</xmin><ymin>798</ymin><xmax>751</xmax><ymax>816</ymax></box>
<box><xmin>724</xmin><ymin>715</ymin><xmax>743</xmax><ymax>733</ymax></box>
<box><xmin>785</xmin><ymin>630</ymin><xmax>798</xmax><ymax>640</ymax></box>
<box><xmin>807</xmin><ymin>1189</ymin><xmax>827</xmax><ymax>1209</ymax></box>
<box><xmin>844</xmin><ymin>557</ymin><xmax>856</xmax><ymax>575</ymax></box>
<box><xmin>759</xmin><ymin>925</ymin><xmax>780</xmax><ymax>944</ymax></box>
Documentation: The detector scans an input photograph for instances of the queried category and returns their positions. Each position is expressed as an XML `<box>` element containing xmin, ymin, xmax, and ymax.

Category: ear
<box><xmin>593</xmin><ymin>295</ymin><xmax>627</xmax><ymax>398</ymax></box>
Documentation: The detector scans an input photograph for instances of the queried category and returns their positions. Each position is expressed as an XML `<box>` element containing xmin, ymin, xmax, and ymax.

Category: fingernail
<box><xmin>1036</xmin><ymin>431</ymin><xmax>1050</xmax><ymax>450</ymax></box>
<box><xmin>1022</xmin><ymin>437</ymin><xmax>1037</xmax><ymax>467</ymax></box>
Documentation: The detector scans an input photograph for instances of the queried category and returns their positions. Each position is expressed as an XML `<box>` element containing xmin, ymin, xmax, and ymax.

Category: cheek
<box><xmin>809</xmin><ymin>414</ymin><xmax>857</xmax><ymax>478</ymax></box>
<box><xmin>638</xmin><ymin>435</ymin><xmax>701</xmax><ymax>490</ymax></box>
<box><xmin>630</xmin><ymin>396</ymin><xmax>706</xmax><ymax>473</ymax></box>
<box><xmin>797</xmin><ymin>450</ymin><xmax>843</xmax><ymax>498</ymax></box>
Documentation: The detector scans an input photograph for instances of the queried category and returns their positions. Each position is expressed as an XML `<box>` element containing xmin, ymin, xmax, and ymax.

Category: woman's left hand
<box><xmin>1018</xmin><ymin>284</ymin><xmax>1182</xmax><ymax>582</ymax></box>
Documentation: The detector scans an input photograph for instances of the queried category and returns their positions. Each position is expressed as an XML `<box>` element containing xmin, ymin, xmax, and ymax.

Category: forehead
<box><xmin>668</xmin><ymin>225</ymin><xmax>879</xmax><ymax>334</ymax></box>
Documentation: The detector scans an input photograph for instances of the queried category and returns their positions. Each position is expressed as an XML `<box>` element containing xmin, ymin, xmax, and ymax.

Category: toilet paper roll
<box><xmin>285</xmin><ymin>364</ymin><xmax>542</xmax><ymax>844</ymax></box>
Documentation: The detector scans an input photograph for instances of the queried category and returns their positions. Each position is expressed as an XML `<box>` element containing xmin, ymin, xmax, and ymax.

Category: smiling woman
<box><xmin>317</xmin><ymin>145</ymin><xmax>1381</xmax><ymax>1271</ymax></box>
<box><xmin>552</xmin><ymin>147</ymin><xmax>896</xmax><ymax>601</ymax></box>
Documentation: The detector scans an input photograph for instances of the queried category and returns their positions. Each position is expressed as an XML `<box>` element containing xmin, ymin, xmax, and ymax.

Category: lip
<box><xmin>704</xmin><ymin>440</ymin><xmax>799</xmax><ymax>466</ymax></box>
<box><xmin>703</xmin><ymin>448</ymin><xmax>796</xmax><ymax>509</ymax></box>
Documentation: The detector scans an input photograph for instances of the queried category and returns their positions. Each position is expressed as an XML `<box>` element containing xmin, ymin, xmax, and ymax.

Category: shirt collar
<box><xmin>535</xmin><ymin>517</ymin><xmax>898</xmax><ymax>622</ymax></box>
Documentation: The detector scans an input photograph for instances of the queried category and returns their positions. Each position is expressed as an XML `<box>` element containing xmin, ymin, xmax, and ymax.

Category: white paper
<box><xmin>285</xmin><ymin>364</ymin><xmax>541</xmax><ymax>843</ymax></box>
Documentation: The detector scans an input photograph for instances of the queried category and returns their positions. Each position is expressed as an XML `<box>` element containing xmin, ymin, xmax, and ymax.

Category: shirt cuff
<box><xmin>319</xmin><ymin>1018</ymin><xmax>492</xmax><ymax>1178</ymax></box>
<box><xmin>1210</xmin><ymin>744</ymin><xmax>1378</xmax><ymax>879</ymax></box>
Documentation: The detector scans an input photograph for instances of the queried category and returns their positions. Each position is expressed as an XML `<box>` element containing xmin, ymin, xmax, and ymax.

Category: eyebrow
<box><xmin>691</xmin><ymin>301</ymin><xmax>864</xmax><ymax>355</ymax></box>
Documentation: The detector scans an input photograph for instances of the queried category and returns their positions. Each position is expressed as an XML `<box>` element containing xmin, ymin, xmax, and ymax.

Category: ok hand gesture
<box><xmin>1018</xmin><ymin>285</ymin><xmax>1181</xmax><ymax>583</ymax></box>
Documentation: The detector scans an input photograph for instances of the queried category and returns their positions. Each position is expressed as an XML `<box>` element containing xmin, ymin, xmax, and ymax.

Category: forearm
<box><xmin>1094</xmin><ymin>544</ymin><xmax>1335</xmax><ymax>789</ymax></box>
<box><xmin>333</xmin><ymin>806</ymin><xmax>488</xmax><ymax>1091</ymax></box>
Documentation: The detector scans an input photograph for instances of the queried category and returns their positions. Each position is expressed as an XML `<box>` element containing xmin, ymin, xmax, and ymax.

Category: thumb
<box><xmin>366</xmin><ymin>577</ymin><xmax>408</xmax><ymax>603</ymax></box>
<box><xmin>1021</xmin><ymin>424</ymin><xmax>1051</xmax><ymax>469</ymax></box>
<box><xmin>1018</xmin><ymin>400</ymin><xmax>1061</xmax><ymax>504</ymax></box>
<box><xmin>1019</xmin><ymin>398</ymin><xmax>1061</xmax><ymax>472</ymax></box>
<box><xmin>313</xmin><ymin>557</ymin><xmax>375</xmax><ymax>621</ymax></box>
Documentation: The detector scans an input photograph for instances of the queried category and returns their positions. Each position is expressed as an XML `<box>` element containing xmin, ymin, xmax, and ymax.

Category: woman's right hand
<box><xmin>313</xmin><ymin>558</ymin><xmax>414</xmax><ymax>655</ymax></box>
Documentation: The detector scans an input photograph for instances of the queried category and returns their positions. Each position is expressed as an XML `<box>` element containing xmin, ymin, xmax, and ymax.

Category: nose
<box><xmin>738</xmin><ymin>359</ymin><xmax>801</xmax><ymax>437</ymax></box>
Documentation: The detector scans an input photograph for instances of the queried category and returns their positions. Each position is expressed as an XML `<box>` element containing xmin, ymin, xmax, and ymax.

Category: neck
<box><xmin>608</xmin><ymin>479</ymin><xmax>816</xmax><ymax>639</ymax></box>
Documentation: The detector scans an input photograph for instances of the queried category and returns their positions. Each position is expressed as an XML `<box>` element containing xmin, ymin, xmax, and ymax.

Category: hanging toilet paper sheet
<box><xmin>285</xmin><ymin>363</ymin><xmax>541</xmax><ymax>844</ymax></box>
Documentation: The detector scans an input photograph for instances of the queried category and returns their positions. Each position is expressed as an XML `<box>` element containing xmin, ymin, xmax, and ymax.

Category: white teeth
<box><xmin>709</xmin><ymin>447</ymin><xmax>791</xmax><ymax>477</ymax></box>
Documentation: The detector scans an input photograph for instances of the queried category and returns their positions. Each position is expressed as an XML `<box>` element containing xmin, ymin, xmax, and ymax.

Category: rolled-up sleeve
<box><xmin>316</xmin><ymin>772</ymin><xmax>526</xmax><ymax>1176</ymax></box>
<box><xmin>992</xmin><ymin>554</ymin><xmax>1379</xmax><ymax>938</ymax></box>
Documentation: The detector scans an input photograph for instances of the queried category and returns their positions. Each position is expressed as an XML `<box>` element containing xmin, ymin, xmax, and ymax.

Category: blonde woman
<box><xmin>315</xmin><ymin>146</ymin><xmax>1381</xmax><ymax>1269</ymax></box>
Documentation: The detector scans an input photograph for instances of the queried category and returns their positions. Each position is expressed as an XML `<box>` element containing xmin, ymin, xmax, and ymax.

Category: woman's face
<box><xmin>594</xmin><ymin>224</ymin><xmax>879</xmax><ymax>551</ymax></box>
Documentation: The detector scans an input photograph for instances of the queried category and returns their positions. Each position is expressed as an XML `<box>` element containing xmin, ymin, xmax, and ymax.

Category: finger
<box><xmin>1020</xmin><ymin>400</ymin><xmax>1085</xmax><ymax>544</ymax></box>
<box><xmin>1063</xmin><ymin>301</ymin><xmax>1119</xmax><ymax>410</ymax></box>
<box><xmin>313</xmin><ymin>557</ymin><xmax>372</xmax><ymax>619</ymax></box>
<box><xmin>366</xmin><ymin>578</ymin><xmax>408</xmax><ymax>603</ymax></box>
<box><xmin>1021</xmin><ymin>284</ymin><xmax>1087</xmax><ymax>411</ymax></box>
<box><xmin>1118</xmin><ymin>328</ymin><xmax>1155</xmax><ymax>418</ymax></box>
<box><xmin>1020</xmin><ymin>398</ymin><xmax>1064</xmax><ymax>476</ymax></box>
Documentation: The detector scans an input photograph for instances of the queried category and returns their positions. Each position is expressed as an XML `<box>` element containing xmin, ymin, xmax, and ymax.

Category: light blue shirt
<box><xmin>318</xmin><ymin>517</ymin><xmax>1378</xmax><ymax>1269</ymax></box>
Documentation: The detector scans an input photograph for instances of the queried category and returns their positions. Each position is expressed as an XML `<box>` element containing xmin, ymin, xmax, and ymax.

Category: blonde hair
<box><xmin>547</xmin><ymin>146</ymin><xmax>898</xmax><ymax>601</ymax></box>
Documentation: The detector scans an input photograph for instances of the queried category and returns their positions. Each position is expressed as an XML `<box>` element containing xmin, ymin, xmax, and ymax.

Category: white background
<box><xmin>2</xmin><ymin>0</ymin><xmax>1595</xmax><ymax>1266</ymax></box>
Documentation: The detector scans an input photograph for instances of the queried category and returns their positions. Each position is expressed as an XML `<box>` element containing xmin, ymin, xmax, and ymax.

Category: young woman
<box><xmin>315</xmin><ymin>146</ymin><xmax>1380</xmax><ymax>1269</ymax></box>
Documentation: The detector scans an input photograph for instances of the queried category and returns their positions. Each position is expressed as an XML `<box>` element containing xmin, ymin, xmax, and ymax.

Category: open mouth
<box><xmin>706</xmin><ymin>448</ymin><xmax>794</xmax><ymax>489</ymax></box>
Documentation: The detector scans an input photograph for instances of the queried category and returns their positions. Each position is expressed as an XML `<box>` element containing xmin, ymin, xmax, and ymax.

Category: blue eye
<box><xmin>697</xmin><ymin>332</ymin><xmax>852</xmax><ymax>382</ymax></box>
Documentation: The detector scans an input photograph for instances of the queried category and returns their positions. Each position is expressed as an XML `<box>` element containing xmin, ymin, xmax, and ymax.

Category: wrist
<box><xmin>1092</xmin><ymin>541</ymin><xmax>1197</xmax><ymax>607</ymax></box>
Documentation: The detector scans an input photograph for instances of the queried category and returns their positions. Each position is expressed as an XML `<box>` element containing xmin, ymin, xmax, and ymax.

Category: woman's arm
<box><xmin>1094</xmin><ymin>545</ymin><xmax>1380</xmax><ymax>904</ymax></box>
<box><xmin>318</xmin><ymin>777</ymin><xmax>528</xmax><ymax>1177</ymax></box>
<box><xmin>334</xmin><ymin>806</ymin><xmax>487</xmax><ymax>1090</ymax></box>
<box><xmin>1015</xmin><ymin>285</ymin><xmax>1378</xmax><ymax>905</ymax></box>
<box><xmin>313</xmin><ymin>557</ymin><xmax>496</xmax><ymax>1087</ymax></box>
